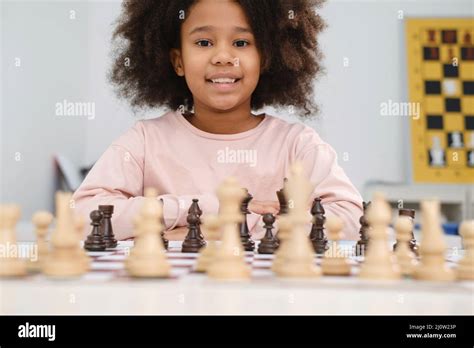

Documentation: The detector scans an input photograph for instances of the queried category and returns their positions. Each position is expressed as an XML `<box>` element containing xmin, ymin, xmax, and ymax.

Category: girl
<box><xmin>72</xmin><ymin>0</ymin><xmax>363</xmax><ymax>241</ymax></box>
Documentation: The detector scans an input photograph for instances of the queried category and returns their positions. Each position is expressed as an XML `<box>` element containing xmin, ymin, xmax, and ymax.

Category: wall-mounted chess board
<box><xmin>406</xmin><ymin>18</ymin><xmax>474</xmax><ymax>183</ymax></box>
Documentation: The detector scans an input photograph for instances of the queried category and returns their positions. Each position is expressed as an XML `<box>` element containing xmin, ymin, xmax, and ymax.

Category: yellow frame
<box><xmin>406</xmin><ymin>18</ymin><xmax>474</xmax><ymax>183</ymax></box>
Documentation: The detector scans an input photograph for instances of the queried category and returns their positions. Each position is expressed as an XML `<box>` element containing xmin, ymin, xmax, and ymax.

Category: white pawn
<box><xmin>321</xmin><ymin>216</ymin><xmax>351</xmax><ymax>276</ymax></box>
<box><xmin>414</xmin><ymin>199</ymin><xmax>455</xmax><ymax>281</ymax></box>
<box><xmin>208</xmin><ymin>177</ymin><xmax>250</xmax><ymax>280</ymax></box>
<box><xmin>43</xmin><ymin>192</ymin><xmax>87</xmax><ymax>277</ymax></box>
<box><xmin>126</xmin><ymin>187</ymin><xmax>170</xmax><ymax>278</ymax></box>
<box><xmin>0</xmin><ymin>204</ymin><xmax>26</xmax><ymax>277</ymax></box>
<box><xmin>394</xmin><ymin>216</ymin><xmax>418</xmax><ymax>276</ymax></box>
<box><xmin>27</xmin><ymin>211</ymin><xmax>53</xmax><ymax>272</ymax></box>
<box><xmin>276</xmin><ymin>163</ymin><xmax>320</xmax><ymax>278</ymax></box>
<box><xmin>457</xmin><ymin>220</ymin><xmax>474</xmax><ymax>280</ymax></box>
<box><xmin>359</xmin><ymin>192</ymin><xmax>400</xmax><ymax>280</ymax></box>
<box><xmin>195</xmin><ymin>214</ymin><xmax>221</xmax><ymax>273</ymax></box>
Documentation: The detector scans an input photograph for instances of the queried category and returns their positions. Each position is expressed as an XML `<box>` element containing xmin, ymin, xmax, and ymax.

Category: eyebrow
<box><xmin>188</xmin><ymin>25</ymin><xmax>253</xmax><ymax>36</ymax></box>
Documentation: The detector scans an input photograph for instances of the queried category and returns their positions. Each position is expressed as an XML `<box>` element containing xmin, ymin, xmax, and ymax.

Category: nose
<box><xmin>210</xmin><ymin>45</ymin><xmax>236</xmax><ymax>65</ymax></box>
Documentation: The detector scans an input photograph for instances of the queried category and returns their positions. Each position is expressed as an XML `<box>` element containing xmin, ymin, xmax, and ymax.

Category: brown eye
<box><xmin>234</xmin><ymin>40</ymin><xmax>249</xmax><ymax>47</ymax></box>
<box><xmin>196</xmin><ymin>40</ymin><xmax>212</xmax><ymax>47</ymax></box>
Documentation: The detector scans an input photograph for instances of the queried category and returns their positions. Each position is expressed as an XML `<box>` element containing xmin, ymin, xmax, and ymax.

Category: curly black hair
<box><xmin>110</xmin><ymin>0</ymin><xmax>326</xmax><ymax>118</ymax></box>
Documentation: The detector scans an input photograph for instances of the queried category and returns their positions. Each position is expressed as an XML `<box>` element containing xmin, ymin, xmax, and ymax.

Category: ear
<box><xmin>169</xmin><ymin>48</ymin><xmax>185</xmax><ymax>76</ymax></box>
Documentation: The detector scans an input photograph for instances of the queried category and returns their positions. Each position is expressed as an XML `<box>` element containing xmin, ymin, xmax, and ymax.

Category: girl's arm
<box><xmin>71</xmin><ymin>124</ymin><xmax>219</xmax><ymax>240</ymax></box>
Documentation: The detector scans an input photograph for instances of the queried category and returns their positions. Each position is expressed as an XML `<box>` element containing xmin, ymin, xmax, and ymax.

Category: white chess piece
<box><xmin>394</xmin><ymin>216</ymin><xmax>418</xmax><ymax>276</ymax></box>
<box><xmin>196</xmin><ymin>214</ymin><xmax>221</xmax><ymax>273</ymax></box>
<box><xmin>0</xmin><ymin>204</ymin><xmax>26</xmax><ymax>277</ymax></box>
<box><xmin>275</xmin><ymin>163</ymin><xmax>321</xmax><ymax>278</ymax></box>
<box><xmin>430</xmin><ymin>136</ymin><xmax>445</xmax><ymax>166</ymax></box>
<box><xmin>27</xmin><ymin>211</ymin><xmax>53</xmax><ymax>272</ymax></box>
<box><xmin>208</xmin><ymin>177</ymin><xmax>250</xmax><ymax>280</ymax></box>
<box><xmin>125</xmin><ymin>187</ymin><xmax>170</xmax><ymax>278</ymax></box>
<box><xmin>414</xmin><ymin>199</ymin><xmax>455</xmax><ymax>281</ymax></box>
<box><xmin>42</xmin><ymin>192</ymin><xmax>88</xmax><ymax>277</ymax></box>
<box><xmin>321</xmin><ymin>216</ymin><xmax>351</xmax><ymax>276</ymax></box>
<box><xmin>359</xmin><ymin>192</ymin><xmax>400</xmax><ymax>280</ymax></box>
<box><xmin>450</xmin><ymin>132</ymin><xmax>463</xmax><ymax>148</ymax></box>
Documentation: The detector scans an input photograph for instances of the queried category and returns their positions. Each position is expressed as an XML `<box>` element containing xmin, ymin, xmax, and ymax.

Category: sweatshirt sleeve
<box><xmin>71</xmin><ymin>122</ymin><xmax>219</xmax><ymax>240</ymax></box>
<box><xmin>295</xmin><ymin>128</ymin><xmax>363</xmax><ymax>240</ymax></box>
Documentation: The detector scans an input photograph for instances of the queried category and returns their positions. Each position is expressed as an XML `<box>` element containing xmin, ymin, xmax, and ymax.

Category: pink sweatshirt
<box><xmin>72</xmin><ymin>109</ymin><xmax>363</xmax><ymax>240</ymax></box>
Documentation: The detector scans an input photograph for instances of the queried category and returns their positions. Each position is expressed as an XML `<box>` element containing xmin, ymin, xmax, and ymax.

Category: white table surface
<box><xmin>1</xmin><ymin>234</ymin><xmax>473</xmax><ymax>315</ymax></box>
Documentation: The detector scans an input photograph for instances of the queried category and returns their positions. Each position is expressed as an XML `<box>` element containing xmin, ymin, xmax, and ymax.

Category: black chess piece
<box><xmin>355</xmin><ymin>201</ymin><xmax>371</xmax><ymax>256</ymax></box>
<box><xmin>393</xmin><ymin>208</ymin><xmax>419</xmax><ymax>256</ymax></box>
<box><xmin>258</xmin><ymin>213</ymin><xmax>278</xmax><ymax>254</ymax></box>
<box><xmin>309</xmin><ymin>197</ymin><xmax>328</xmax><ymax>254</ymax></box>
<box><xmin>276</xmin><ymin>179</ymin><xmax>289</xmax><ymax>215</ymax></box>
<box><xmin>189</xmin><ymin>199</ymin><xmax>205</xmax><ymax>246</ymax></box>
<box><xmin>159</xmin><ymin>198</ymin><xmax>169</xmax><ymax>250</ymax></box>
<box><xmin>182</xmin><ymin>211</ymin><xmax>204</xmax><ymax>253</ymax></box>
<box><xmin>98</xmin><ymin>205</ymin><xmax>117</xmax><ymax>249</ymax></box>
<box><xmin>274</xmin><ymin>180</ymin><xmax>288</xmax><ymax>248</ymax></box>
<box><xmin>84</xmin><ymin>210</ymin><xmax>106</xmax><ymax>251</ymax></box>
<box><xmin>238</xmin><ymin>189</ymin><xmax>255</xmax><ymax>251</ymax></box>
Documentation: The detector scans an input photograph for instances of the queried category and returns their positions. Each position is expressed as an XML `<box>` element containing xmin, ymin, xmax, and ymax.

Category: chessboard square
<box><xmin>445</xmin><ymin>98</ymin><xmax>461</xmax><ymax>112</ymax></box>
<box><xmin>467</xmin><ymin>150</ymin><xmax>474</xmax><ymax>167</ymax></box>
<box><xmin>425</xmin><ymin>80</ymin><xmax>441</xmax><ymax>94</ymax></box>
<box><xmin>426</xmin><ymin>131</ymin><xmax>447</xmax><ymax>148</ymax></box>
<box><xmin>440</xmin><ymin>45</ymin><xmax>458</xmax><ymax>62</ymax></box>
<box><xmin>463</xmin><ymin>81</ymin><xmax>474</xmax><ymax>95</ymax></box>
<box><xmin>427</xmin><ymin>149</ymin><xmax>446</xmax><ymax>167</ymax></box>
<box><xmin>441</xmin><ymin>29</ymin><xmax>457</xmax><ymax>44</ymax></box>
<box><xmin>423</xmin><ymin>62</ymin><xmax>442</xmax><ymax>79</ymax></box>
<box><xmin>443</xmin><ymin>114</ymin><xmax>463</xmax><ymax>131</ymax></box>
<box><xmin>442</xmin><ymin>79</ymin><xmax>460</xmax><ymax>96</ymax></box>
<box><xmin>423</xmin><ymin>29</ymin><xmax>440</xmax><ymax>45</ymax></box>
<box><xmin>447</xmin><ymin>131</ymin><xmax>464</xmax><ymax>148</ymax></box>
<box><xmin>423</xmin><ymin>46</ymin><xmax>440</xmax><ymax>60</ymax></box>
<box><xmin>461</xmin><ymin>47</ymin><xmax>474</xmax><ymax>61</ymax></box>
<box><xmin>424</xmin><ymin>96</ymin><xmax>444</xmax><ymax>113</ymax></box>
<box><xmin>463</xmin><ymin>130</ymin><xmax>474</xmax><ymax>148</ymax></box>
<box><xmin>426</xmin><ymin>115</ymin><xmax>444</xmax><ymax>129</ymax></box>
<box><xmin>462</xmin><ymin>96</ymin><xmax>474</xmax><ymax>113</ymax></box>
<box><xmin>443</xmin><ymin>64</ymin><xmax>459</xmax><ymax>78</ymax></box>
<box><xmin>459</xmin><ymin>63</ymin><xmax>474</xmax><ymax>79</ymax></box>
<box><xmin>446</xmin><ymin>149</ymin><xmax>466</xmax><ymax>166</ymax></box>
<box><xmin>465</xmin><ymin>115</ymin><xmax>474</xmax><ymax>130</ymax></box>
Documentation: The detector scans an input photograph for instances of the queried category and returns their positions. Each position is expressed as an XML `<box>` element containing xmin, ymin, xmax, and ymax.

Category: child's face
<box><xmin>170</xmin><ymin>0</ymin><xmax>262</xmax><ymax>112</ymax></box>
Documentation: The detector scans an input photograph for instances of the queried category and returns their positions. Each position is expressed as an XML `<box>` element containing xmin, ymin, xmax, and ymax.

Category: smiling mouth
<box><xmin>205</xmin><ymin>78</ymin><xmax>242</xmax><ymax>84</ymax></box>
<box><xmin>205</xmin><ymin>78</ymin><xmax>242</xmax><ymax>91</ymax></box>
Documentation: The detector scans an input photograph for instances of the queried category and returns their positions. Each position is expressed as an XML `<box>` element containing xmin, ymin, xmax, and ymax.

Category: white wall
<box><xmin>1</xmin><ymin>0</ymin><xmax>473</xmax><ymax>228</ymax></box>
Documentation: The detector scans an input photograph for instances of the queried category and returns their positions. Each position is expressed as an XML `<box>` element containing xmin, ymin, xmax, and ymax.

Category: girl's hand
<box><xmin>248</xmin><ymin>200</ymin><xmax>280</xmax><ymax>215</ymax></box>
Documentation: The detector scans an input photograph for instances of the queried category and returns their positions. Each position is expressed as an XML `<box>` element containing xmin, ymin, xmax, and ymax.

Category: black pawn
<box><xmin>84</xmin><ymin>210</ymin><xmax>106</xmax><ymax>251</ymax></box>
<box><xmin>393</xmin><ymin>208</ymin><xmax>419</xmax><ymax>256</ymax></box>
<box><xmin>238</xmin><ymin>189</ymin><xmax>255</xmax><ymax>251</ymax></box>
<box><xmin>189</xmin><ymin>199</ymin><xmax>205</xmax><ymax>246</ymax></box>
<box><xmin>182</xmin><ymin>211</ymin><xmax>204</xmax><ymax>253</ymax></box>
<box><xmin>258</xmin><ymin>213</ymin><xmax>278</xmax><ymax>254</ymax></box>
<box><xmin>355</xmin><ymin>201</ymin><xmax>371</xmax><ymax>256</ymax></box>
<box><xmin>159</xmin><ymin>199</ymin><xmax>169</xmax><ymax>250</ymax></box>
<box><xmin>310</xmin><ymin>197</ymin><xmax>328</xmax><ymax>254</ymax></box>
<box><xmin>98</xmin><ymin>205</ymin><xmax>117</xmax><ymax>249</ymax></box>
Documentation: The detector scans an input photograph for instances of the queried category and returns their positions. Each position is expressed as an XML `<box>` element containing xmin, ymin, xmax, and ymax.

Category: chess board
<box><xmin>21</xmin><ymin>240</ymin><xmax>460</xmax><ymax>282</ymax></box>
<box><xmin>406</xmin><ymin>18</ymin><xmax>474</xmax><ymax>183</ymax></box>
